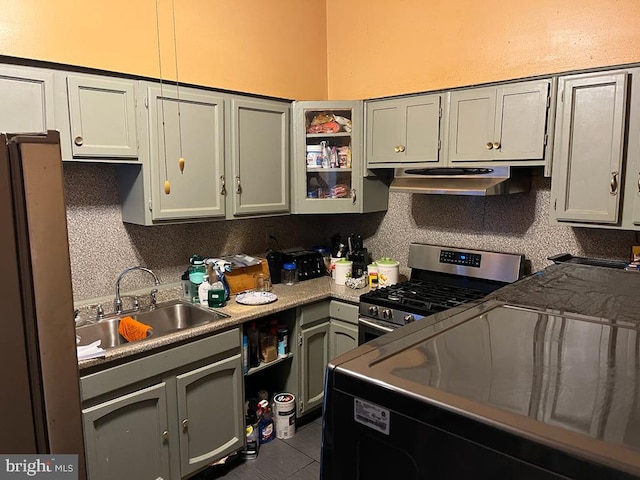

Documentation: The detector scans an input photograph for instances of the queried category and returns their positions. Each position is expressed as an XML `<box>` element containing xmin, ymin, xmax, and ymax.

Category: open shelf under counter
<box><xmin>306</xmin><ymin>132</ymin><xmax>352</xmax><ymax>139</ymax></box>
<box><xmin>245</xmin><ymin>353</ymin><xmax>293</xmax><ymax>376</ymax></box>
<box><xmin>306</xmin><ymin>167</ymin><xmax>353</xmax><ymax>173</ymax></box>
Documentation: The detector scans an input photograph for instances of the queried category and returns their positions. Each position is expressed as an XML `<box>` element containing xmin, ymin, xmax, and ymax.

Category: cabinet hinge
<box><xmin>544</xmin><ymin>133</ymin><xmax>548</xmax><ymax>146</ymax></box>
<box><xmin>438</xmin><ymin>106</ymin><xmax>442</xmax><ymax>118</ymax></box>
<box><xmin>554</xmin><ymin>198</ymin><xmax>557</xmax><ymax>211</ymax></box>
<box><xmin>438</xmin><ymin>139</ymin><xmax>441</xmax><ymax>150</ymax></box>
<box><xmin>298</xmin><ymin>333</ymin><xmax>303</xmax><ymax>346</ymax></box>
<box><xmin>546</xmin><ymin>95</ymin><xmax>551</xmax><ymax>108</ymax></box>
<box><xmin>148</xmin><ymin>200</ymin><xmax>153</xmax><ymax>212</ymax></box>
<box><xmin>144</xmin><ymin>96</ymin><xmax>149</xmax><ymax>108</ymax></box>
<box><xmin>559</xmin><ymin>89</ymin><xmax>564</xmax><ymax>103</ymax></box>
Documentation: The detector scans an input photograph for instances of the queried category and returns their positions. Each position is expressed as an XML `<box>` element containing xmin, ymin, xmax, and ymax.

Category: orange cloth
<box><xmin>118</xmin><ymin>316</ymin><xmax>152</xmax><ymax>342</ymax></box>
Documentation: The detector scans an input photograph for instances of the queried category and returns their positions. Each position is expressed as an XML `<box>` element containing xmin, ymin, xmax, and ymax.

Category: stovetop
<box><xmin>363</xmin><ymin>280</ymin><xmax>489</xmax><ymax>314</ymax></box>
<box><xmin>359</xmin><ymin>244</ymin><xmax>525</xmax><ymax>326</ymax></box>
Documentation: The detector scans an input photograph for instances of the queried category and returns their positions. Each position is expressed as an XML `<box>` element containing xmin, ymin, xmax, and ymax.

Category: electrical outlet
<box><xmin>265</xmin><ymin>226</ymin><xmax>275</xmax><ymax>245</ymax></box>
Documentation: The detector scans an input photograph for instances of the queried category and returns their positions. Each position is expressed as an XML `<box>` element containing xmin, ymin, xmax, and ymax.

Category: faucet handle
<box><xmin>133</xmin><ymin>296</ymin><xmax>140</xmax><ymax>311</ymax></box>
<box><xmin>96</xmin><ymin>304</ymin><xmax>105</xmax><ymax>320</ymax></box>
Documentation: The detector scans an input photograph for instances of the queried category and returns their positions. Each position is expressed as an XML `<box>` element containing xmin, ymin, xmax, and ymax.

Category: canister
<box><xmin>376</xmin><ymin>257</ymin><xmax>399</xmax><ymax>287</ymax></box>
<box><xmin>306</xmin><ymin>145</ymin><xmax>323</xmax><ymax>167</ymax></box>
<box><xmin>334</xmin><ymin>259</ymin><xmax>353</xmax><ymax>286</ymax></box>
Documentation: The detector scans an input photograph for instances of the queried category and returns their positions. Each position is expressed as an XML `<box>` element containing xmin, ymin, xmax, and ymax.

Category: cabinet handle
<box><xmin>220</xmin><ymin>175</ymin><xmax>227</xmax><ymax>196</ymax></box>
<box><xmin>182</xmin><ymin>419</ymin><xmax>189</xmax><ymax>430</ymax></box>
<box><xmin>394</xmin><ymin>145</ymin><xmax>406</xmax><ymax>153</ymax></box>
<box><xmin>161</xmin><ymin>430</ymin><xmax>169</xmax><ymax>441</ymax></box>
<box><xmin>610</xmin><ymin>172</ymin><xmax>619</xmax><ymax>195</ymax></box>
<box><xmin>485</xmin><ymin>142</ymin><xmax>494</xmax><ymax>150</ymax></box>
<box><xmin>351</xmin><ymin>188</ymin><xmax>357</xmax><ymax>206</ymax></box>
<box><xmin>74</xmin><ymin>136</ymin><xmax>83</xmax><ymax>146</ymax></box>
<box><xmin>637</xmin><ymin>175</ymin><xmax>640</xmax><ymax>194</ymax></box>
<box><xmin>235</xmin><ymin>176</ymin><xmax>242</xmax><ymax>194</ymax></box>
<box><xmin>492</xmin><ymin>141</ymin><xmax>501</xmax><ymax>150</ymax></box>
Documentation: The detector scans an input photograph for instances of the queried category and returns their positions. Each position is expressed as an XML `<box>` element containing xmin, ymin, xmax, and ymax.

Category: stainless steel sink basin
<box><xmin>75</xmin><ymin>300</ymin><xmax>229</xmax><ymax>348</ymax></box>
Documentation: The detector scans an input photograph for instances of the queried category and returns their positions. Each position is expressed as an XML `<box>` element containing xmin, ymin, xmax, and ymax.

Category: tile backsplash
<box><xmin>65</xmin><ymin>164</ymin><xmax>636</xmax><ymax>303</ymax></box>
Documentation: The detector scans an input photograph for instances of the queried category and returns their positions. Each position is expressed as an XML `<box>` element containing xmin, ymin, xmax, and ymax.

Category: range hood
<box><xmin>389</xmin><ymin>166</ymin><xmax>530</xmax><ymax>196</ymax></box>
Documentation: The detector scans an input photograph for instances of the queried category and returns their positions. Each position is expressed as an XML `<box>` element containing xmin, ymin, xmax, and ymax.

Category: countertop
<box><xmin>78</xmin><ymin>276</ymin><xmax>365</xmax><ymax>371</ymax></box>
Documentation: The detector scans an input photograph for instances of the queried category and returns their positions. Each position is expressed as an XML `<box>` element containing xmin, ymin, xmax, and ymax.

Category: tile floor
<box><xmin>194</xmin><ymin>414</ymin><xmax>322</xmax><ymax>480</ymax></box>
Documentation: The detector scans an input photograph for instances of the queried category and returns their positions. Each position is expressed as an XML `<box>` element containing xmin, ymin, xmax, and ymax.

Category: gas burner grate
<box><xmin>366</xmin><ymin>280</ymin><xmax>488</xmax><ymax>315</ymax></box>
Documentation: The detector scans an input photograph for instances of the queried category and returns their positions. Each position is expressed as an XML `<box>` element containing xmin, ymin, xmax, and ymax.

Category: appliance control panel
<box><xmin>440</xmin><ymin>250</ymin><xmax>481</xmax><ymax>268</ymax></box>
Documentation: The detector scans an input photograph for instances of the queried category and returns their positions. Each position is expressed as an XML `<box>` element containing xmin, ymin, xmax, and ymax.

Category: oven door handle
<box><xmin>358</xmin><ymin>317</ymin><xmax>395</xmax><ymax>333</ymax></box>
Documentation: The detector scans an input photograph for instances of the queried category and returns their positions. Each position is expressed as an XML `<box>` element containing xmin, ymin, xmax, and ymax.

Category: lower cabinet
<box><xmin>82</xmin><ymin>383</ymin><xmax>171</xmax><ymax>480</ymax></box>
<box><xmin>80</xmin><ymin>329</ymin><xmax>243</xmax><ymax>480</ymax></box>
<box><xmin>297</xmin><ymin>300</ymin><xmax>359</xmax><ymax>416</ymax></box>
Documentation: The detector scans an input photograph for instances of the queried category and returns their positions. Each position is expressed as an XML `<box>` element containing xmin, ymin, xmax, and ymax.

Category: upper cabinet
<box><xmin>143</xmin><ymin>83</ymin><xmax>226</xmax><ymax>222</ymax></box>
<box><xmin>118</xmin><ymin>82</ymin><xmax>292</xmax><ymax>225</ymax></box>
<box><xmin>229</xmin><ymin>98</ymin><xmax>290</xmax><ymax>217</ymax></box>
<box><xmin>0</xmin><ymin>64</ymin><xmax>55</xmax><ymax>133</ymax></box>
<box><xmin>448</xmin><ymin>79</ymin><xmax>552</xmax><ymax>164</ymax></box>
<box><xmin>66</xmin><ymin>75</ymin><xmax>138</xmax><ymax>159</ymax></box>
<box><xmin>366</xmin><ymin>94</ymin><xmax>443</xmax><ymax>168</ymax></box>
<box><xmin>550</xmin><ymin>67</ymin><xmax>640</xmax><ymax>230</ymax></box>
<box><xmin>292</xmin><ymin>100</ymin><xmax>389</xmax><ymax>214</ymax></box>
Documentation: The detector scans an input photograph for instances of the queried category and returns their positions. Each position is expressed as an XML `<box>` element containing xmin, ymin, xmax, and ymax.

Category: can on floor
<box><xmin>273</xmin><ymin>393</ymin><xmax>296</xmax><ymax>440</ymax></box>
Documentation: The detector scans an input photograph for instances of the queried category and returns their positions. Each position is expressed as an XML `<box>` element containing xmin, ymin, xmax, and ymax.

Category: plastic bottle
<box><xmin>198</xmin><ymin>275</ymin><xmax>211</xmax><ymax>306</ymax></box>
<box><xmin>258</xmin><ymin>403</ymin><xmax>275</xmax><ymax>444</ymax></box>
<box><xmin>247</xmin><ymin>322</ymin><xmax>260</xmax><ymax>368</ymax></box>
<box><xmin>242</xmin><ymin>333</ymin><xmax>249</xmax><ymax>374</ymax></box>
<box><xmin>188</xmin><ymin>255</ymin><xmax>206</xmax><ymax>303</ymax></box>
<box><xmin>181</xmin><ymin>270</ymin><xmax>190</xmax><ymax>301</ymax></box>
<box><xmin>277</xmin><ymin>324</ymin><xmax>288</xmax><ymax>358</ymax></box>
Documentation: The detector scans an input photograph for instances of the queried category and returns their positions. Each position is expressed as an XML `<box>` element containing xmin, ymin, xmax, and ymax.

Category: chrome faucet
<box><xmin>114</xmin><ymin>266</ymin><xmax>160</xmax><ymax>314</ymax></box>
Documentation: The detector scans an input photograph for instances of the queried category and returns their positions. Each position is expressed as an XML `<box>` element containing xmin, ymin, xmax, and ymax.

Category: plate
<box><xmin>236</xmin><ymin>291</ymin><xmax>278</xmax><ymax>305</ymax></box>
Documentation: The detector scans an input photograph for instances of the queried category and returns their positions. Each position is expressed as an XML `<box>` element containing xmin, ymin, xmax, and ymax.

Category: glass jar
<box><xmin>281</xmin><ymin>262</ymin><xmax>298</xmax><ymax>285</ymax></box>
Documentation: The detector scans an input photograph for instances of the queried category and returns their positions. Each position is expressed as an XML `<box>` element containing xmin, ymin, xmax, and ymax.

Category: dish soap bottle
<box><xmin>198</xmin><ymin>275</ymin><xmax>211</xmax><ymax>306</ymax></box>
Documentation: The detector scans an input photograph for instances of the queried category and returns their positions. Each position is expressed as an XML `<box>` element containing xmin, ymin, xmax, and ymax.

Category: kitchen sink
<box><xmin>75</xmin><ymin>300</ymin><xmax>229</xmax><ymax>348</ymax></box>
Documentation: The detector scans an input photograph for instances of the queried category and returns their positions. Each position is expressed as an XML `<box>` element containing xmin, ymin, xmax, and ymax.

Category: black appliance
<box><xmin>266</xmin><ymin>250</ymin><xmax>283</xmax><ymax>284</ymax></box>
<box><xmin>281</xmin><ymin>250</ymin><xmax>325</xmax><ymax>282</ymax></box>
<box><xmin>323</xmin><ymin>299</ymin><xmax>640</xmax><ymax>479</ymax></box>
<box><xmin>358</xmin><ymin>243</ymin><xmax>525</xmax><ymax>344</ymax></box>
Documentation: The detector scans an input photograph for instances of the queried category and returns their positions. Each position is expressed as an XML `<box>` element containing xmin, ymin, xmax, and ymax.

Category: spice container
<box><xmin>281</xmin><ymin>263</ymin><xmax>298</xmax><ymax>285</ymax></box>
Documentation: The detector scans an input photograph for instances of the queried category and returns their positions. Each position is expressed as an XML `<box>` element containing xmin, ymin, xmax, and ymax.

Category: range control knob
<box><xmin>382</xmin><ymin>309</ymin><xmax>392</xmax><ymax>320</ymax></box>
<box><xmin>368</xmin><ymin>306</ymin><xmax>379</xmax><ymax>316</ymax></box>
<box><xmin>403</xmin><ymin>314</ymin><xmax>415</xmax><ymax>324</ymax></box>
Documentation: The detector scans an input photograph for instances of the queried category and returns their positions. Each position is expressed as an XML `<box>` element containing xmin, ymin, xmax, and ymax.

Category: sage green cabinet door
<box><xmin>553</xmin><ymin>72</ymin><xmax>627</xmax><ymax>223</ymax></box>
<box><xmin>495</xmin><ymin>82</ymin><xmax>549</xmax><ymax>160</ymax></box>
<box><xmin>67</xmin><ymin>75</ymin><xmax>137</xmax><ymax>158</ymax></box>
<box><xmin>176</xmin><ymin>354</ymin><xmax>244</xmax><ymax>477</ymax></box>
<box><xmin>0</xmin><ymin>65</ymin><xmax>54</xmax><ymax>133</ymax></box>
<box><xmin>329</xmin><ymin>319</ymin><xmax>358</xmax><ymax>361</ymax></box>
<box><xmin>146</xmin><ymin>85</ymin><xmax>225</xmax><ymax>221</ymax></box>
<box><xmin>299</xmin><ymin>321</ymin><xmax>330</xmax><ymax>415</ymax></box>
<box><xmin>82</xmin><ymin>383</ymin><xmax>171</xmax><ymax>480</ymax></box>
<box><xmin>449</xmin><ymin>80</ymin><xmax>550</xmax><ymax>162</ymax></box>
<box><xmin>366</xmin><ymin>94</ymin><xmax>442</xmax><ymax>166</ymax></box>
<box><xmin>230</xmin><ymin>98</ymin><xmax>289</xmax><ymax>216</ymax></box>
<box><xmin>449</xmin><ymin>88</ymin><xmax>496</xmax><ymax>161</ymax></box>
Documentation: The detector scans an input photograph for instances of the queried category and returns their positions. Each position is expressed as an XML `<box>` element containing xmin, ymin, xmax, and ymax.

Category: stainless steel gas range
<box><xmin>357</xmin><ymin>243</ymin><xmax>525</xmax><ymax>343</ymax></box>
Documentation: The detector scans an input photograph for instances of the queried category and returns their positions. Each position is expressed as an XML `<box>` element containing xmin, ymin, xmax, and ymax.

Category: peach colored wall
<box><xmin>0</xmin><ymin>0</ymin><xmax>328</xmax><ymax>100</ymax></box>
<box><xmin>325</xmin><ymin>0</ymin><xmax>640</xmax><ymax>99</ymax></box>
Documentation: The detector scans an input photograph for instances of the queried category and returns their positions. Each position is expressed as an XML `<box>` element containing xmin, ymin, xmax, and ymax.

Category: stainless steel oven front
<box><xmin>357</xmin><ymin>316</ymin><xmax>396</xmax><ymax>345</ymax></box>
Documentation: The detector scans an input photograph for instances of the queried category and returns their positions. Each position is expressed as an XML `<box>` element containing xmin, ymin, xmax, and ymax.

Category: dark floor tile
<box><xmin>287</xmin><ymin>461</ymin><xmax>320</xmax><ymax>480</ymax></box>
<box><xmin>283</xmin><ymin>422</ymin><xmax>322</xmax><ymax>462</ymax></box>
<box><xmin>243</xmin><ymin>438</ymin><xmax>314</xmax><ymax>480</ymax></box>
<box><xmin>192</xmin><ymin>455</ymin><xmax>269</xmax><ymax>480</ymax></box>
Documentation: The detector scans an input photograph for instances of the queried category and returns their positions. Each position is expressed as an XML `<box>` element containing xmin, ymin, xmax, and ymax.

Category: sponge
<box><xmin>118</xmin><ymin>316</ymin><xmax>152</xmax><ymax>342</ymax></box>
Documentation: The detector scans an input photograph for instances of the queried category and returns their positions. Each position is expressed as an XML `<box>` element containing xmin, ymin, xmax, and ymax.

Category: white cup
<box><xmin>334</xmin><ymin>260</ymin><xmax>353</xmax><ymax>286</ymax></box>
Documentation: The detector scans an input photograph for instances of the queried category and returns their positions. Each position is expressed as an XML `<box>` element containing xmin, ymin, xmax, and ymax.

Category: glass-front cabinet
<box><xmin>292</xmin><ymin>101</ymin><xmax>388</xmax><ymax>214</ymax></box>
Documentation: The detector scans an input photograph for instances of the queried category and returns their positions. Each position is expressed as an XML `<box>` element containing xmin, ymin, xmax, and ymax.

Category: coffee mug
<box><xmin>254</xmin><ymin>272</ymin><xmax>272</xmax><ymax>292</ymax></box>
